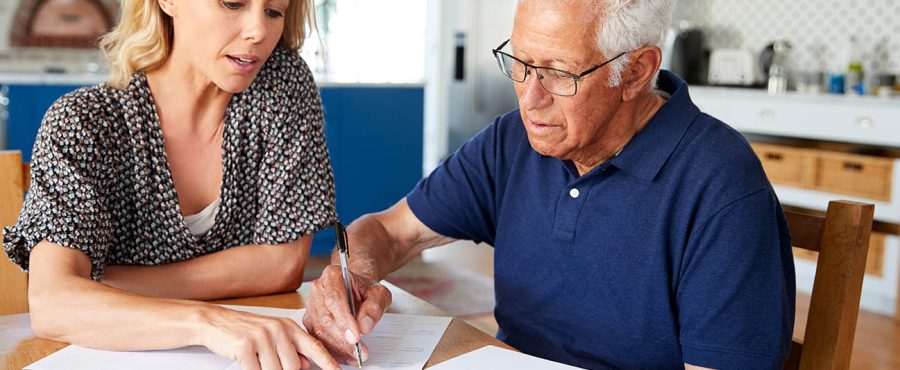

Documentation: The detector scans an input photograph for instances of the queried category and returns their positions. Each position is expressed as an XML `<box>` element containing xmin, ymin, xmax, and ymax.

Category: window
<box><xmin>302</xmin><ymin>0</ymin><xmax>426</xmax><ymax>83</ymax></box>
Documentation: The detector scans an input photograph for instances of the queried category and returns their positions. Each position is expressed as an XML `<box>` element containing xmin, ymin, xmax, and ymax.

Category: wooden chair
<box><xmin>782</xmin><ymin>201</ymin><xmax>874</xmax><ymax>370</ymax></box>
<box><xmin>1</xmin><ymin>150</ymin><xmax>30</xmax><ymax>315</ymax></box>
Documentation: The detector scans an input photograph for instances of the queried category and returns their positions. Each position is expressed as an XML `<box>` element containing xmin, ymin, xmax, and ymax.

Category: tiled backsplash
<box><xmin>683</xmin><ymin>0</ymin><xmax>900</xmax><ymax>76</ymax></box>
<box><xmin>0</xmin><ymin>0</ymin><xmax>107</xmax><ymax>74</ymax></box>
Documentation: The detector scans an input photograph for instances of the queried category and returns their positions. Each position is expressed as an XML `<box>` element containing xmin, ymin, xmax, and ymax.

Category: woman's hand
<box><xmin>200</xmin><ymin>306</ymin><xmax>340</xmax><ymax>370</ymax></box>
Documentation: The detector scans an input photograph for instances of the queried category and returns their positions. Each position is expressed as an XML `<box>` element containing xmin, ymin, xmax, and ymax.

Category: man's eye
<box><xmin>222</xmin><ymin>1</ymin><xmax>243</xmax><ymax>10</ymax></box>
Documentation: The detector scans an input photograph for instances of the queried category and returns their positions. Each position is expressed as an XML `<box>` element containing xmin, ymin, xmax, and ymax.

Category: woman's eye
<box><xmin>222</xmin><ymin>1</ymin><xmax>243</xmax><ymax>10</ymax></box>
<box><xmin>265</xmin><ymin>9</ymin><xmax>284</xmax><ymax>18</ymax></box>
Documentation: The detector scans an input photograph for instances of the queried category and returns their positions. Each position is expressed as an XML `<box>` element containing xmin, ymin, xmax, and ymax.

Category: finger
<box><xmin>237</xmin><ymin>350</ymin><xmax>262</xmax><ymax>370</ymax></box>
<box><xmin>272</xmin><ymin>323</ymin><xmax>303</xmax><ymax>370</ymax></box>
<box><xmin>345</xmin><ymin>340</ymin><xmax>370</xmax><ymax>363</ymax></box>
<box><xmin>299</xmin><ymin>356</ymin><xmax>311</xmax><ymax>370</ymax></box>
<box><xmin>256</xmin><ymin>341</ymin><xmax>281</xmax><ymax>370</ymax></box>
<box><xmin>308</xmin><ymin>279</ymin><xmax>357</xmax><ymax>354</ymax></box>
<box><xmin>356</xmin><ymin>284</ymin><xmax>391</xmax><ymax>335</ymax></box>
<box><xmin>312</xmin><ymin>310</ymin><xmax>358</xmax><ymax>359</ymax></box>
<box><xmin>293</xmin><ymin>331</ymin><xmax>341</xmax><ymax>370</ymax></box>
<box><xmin>321</xmin><ymin>270</ymin><xmax>362</xmax><ymax>343</ymax></box>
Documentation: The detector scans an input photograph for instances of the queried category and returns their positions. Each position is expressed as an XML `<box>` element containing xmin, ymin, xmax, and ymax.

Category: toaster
<box><xmin>707</xmin><ymin>49</ymin><xmax>762</xmax><ymax>86</ymax></box>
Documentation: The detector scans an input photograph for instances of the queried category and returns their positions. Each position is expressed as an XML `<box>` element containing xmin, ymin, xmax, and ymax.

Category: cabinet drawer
<box><xmin>752</xmin><ymin>143</ymin><xmax>816</xmax><ymax>188</ymax></box>
<box><xmin>792</xmin><ymin>232</ymin><xmax>886</xmax><ymax>277</ymax></box>
<box><xmin>814</xmin><ymin>151</ymin><xmax>893</xmax><ymax>201</ymax></box>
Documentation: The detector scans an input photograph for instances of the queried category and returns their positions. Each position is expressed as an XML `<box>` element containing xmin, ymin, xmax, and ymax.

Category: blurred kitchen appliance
<box><xmin>707</xmin><ymin>49</ymin><xmax>763</xmax><ymax>86</ymax></box>
<box><xmin>766</xmin><ymin>41</ymin><xmax>792</xmax><ymax>95</ymax></box>
<box><xmin>661</xmin><ymin>21</ymin><xmax>706</xmax><ymax>85</ymax></box>
<box><xmin>10</xmin><ymin>0</ymin><xmax>114</xmax><ymax>48</ymax></box>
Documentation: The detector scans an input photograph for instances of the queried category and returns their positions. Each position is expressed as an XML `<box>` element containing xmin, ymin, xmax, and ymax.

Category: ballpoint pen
<box><xmin>335</xmin><ymin>221</ymin><xmax>364</xmax><ymax>368</ymax></box>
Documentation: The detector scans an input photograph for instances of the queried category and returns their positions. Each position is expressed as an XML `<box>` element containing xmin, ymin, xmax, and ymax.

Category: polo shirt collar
<box><xmin>608</xmin><ymin>70</ymin><xmax>701</xmax><ymax>182</ymax></box>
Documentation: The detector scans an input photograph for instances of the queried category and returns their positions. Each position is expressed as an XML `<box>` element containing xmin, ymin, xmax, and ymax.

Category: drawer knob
<box><xmin>843</xmin><ymin>161</ymin><xmax>864</xmax><ymax>171</ymax></box>
<box><xmin>856</xmin><ymin>117</ymin><xmax>874</xmax><ymax>129</ymax></box>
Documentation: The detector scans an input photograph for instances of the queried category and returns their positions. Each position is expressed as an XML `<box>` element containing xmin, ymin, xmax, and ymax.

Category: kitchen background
<box><xmin>1</xmin><ymin>3</ymin><xmax>900</xmax><ymax>368</ymax></box>
<box><xmin>683</xmin><ymin>0</ymin><xmax>900</xmax><ymax>91</ymax></box>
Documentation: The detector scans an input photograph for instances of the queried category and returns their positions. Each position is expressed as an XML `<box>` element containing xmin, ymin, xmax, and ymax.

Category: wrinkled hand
<box><xmin>303</xmin><ymin>265</ymin><xmax>392</xmax><ymax>365</ymax></box>
<box><xmin>200</xmin><ymin>306</ymin><xmax>340</xmax><ymax>370</ymax></box>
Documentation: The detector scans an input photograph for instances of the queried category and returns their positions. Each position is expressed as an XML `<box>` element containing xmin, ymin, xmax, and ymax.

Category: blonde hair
<box><xmin>100</xmin><ymin>0</ymin><xmax>315</xmax><ymax>89</ymax></box>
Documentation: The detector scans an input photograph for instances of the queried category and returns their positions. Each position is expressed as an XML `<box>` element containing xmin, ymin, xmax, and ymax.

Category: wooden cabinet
<box><xmin>815</xmin><ymin>151</ymin><xmax>893</xmax><ymax>201</ymax></box>
<box><xmin>752</xmin><ymin>143</ymin><xmax>816</xmax><ymax>188</ymax></box>
<box><xmin>750</xmin><ymin>143</ymin><xmax>895</xmax><ymax>202</ymax></box>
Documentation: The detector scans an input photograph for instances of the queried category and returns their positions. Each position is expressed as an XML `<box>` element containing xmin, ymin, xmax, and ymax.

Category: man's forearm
<box><xmin>333</xmin><ymin>213</ymin><xmax>408</xmax><ymax>282</ymax></box>
<box><xmin>336</xmin><ymin>202</ymin><xmax>455</xmax><ymax>282</ymax></box>
<box><xmin>103</xmin><ymin>238</ymin><xmax>311</xmax><ymax>300</ymax></box>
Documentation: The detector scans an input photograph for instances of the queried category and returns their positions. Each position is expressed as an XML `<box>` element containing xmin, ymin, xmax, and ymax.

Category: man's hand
<box><xmin>303</xmin><ymin>265</ymin><xmax>392</xmax><ymax>365</ymax></box>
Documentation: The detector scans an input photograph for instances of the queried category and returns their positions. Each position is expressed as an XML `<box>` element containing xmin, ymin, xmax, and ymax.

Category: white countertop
<box><xmin>690</xmin><ymin>85</ymin><xmax>900</xmax><ymax>107</ymax></box>
<box><xmin>0</xmin><ymin>72</ymin><xmax>108</xmax><ymax>85</ymax></box>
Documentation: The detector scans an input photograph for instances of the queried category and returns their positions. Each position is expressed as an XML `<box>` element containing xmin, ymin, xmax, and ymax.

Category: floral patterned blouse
<box><xmin>3</xmin><ymin>47</ymin><xmax>337</xmax><ymax>280</ymax></box>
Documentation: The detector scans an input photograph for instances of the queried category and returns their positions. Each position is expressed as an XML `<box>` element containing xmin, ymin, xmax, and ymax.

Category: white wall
<box><xmin>684</xmin><ymin>0</ymin><xmax>900</xmax><ymax>79</ymax></box>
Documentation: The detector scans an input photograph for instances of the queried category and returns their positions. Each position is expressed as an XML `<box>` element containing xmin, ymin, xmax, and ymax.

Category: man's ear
<box><xmin>158</xmin><ymin>0</ymin><xmax>177</xmax><ymax>17</ymax></box>
<box><xmin>621</xmin><ymin>46</ymin><xmax>662</xmax><ymax>101</ymax></box>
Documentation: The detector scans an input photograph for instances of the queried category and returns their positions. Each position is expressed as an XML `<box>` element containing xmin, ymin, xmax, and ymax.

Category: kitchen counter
<box><xmin>691</xmin><ymin>85</ymin><xmax>900</xmax><ymax>107</ymax></box>
<box><xmin>690</xmin><ymin>85</ymin><xmax>900</xmax><ymax>149</ymax></box>
<box><xmin>0</xmin><ymin>72</ymin><xmax>107</xmax><ymax>85</ymax></box>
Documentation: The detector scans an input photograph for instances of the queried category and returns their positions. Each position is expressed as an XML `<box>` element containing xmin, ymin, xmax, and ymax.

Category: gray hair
<box><xmin>518</xmin><ymin>0</ymin><xmax>675</xmax><ymax>88</ymax></box>
<box><xmin>599</xmin><ymin>0</ymin><xmax>675</xmax><ymax>87</ymax></box>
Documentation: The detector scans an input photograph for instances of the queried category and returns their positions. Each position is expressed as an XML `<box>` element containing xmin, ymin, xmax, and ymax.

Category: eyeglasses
<box><xmin>491</xmin><ymin>39</ymin><xmax>627</xmax><ymax>97</ymax></box>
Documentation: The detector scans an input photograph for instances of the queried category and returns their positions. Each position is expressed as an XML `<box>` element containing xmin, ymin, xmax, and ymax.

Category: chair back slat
<box><xmin>784</xmin><ymin>210</ymin><xmax>825</xmax><ymax>252</ymax></box>
<box><xmin>782</xmin><ymin>201</ymin><xmax>874</xmax><ymax>370</ymax></box>
<box><xmin>1</xmin><ymin>151</ymin><xmax>29</xmax><ymax>315</ymax></box>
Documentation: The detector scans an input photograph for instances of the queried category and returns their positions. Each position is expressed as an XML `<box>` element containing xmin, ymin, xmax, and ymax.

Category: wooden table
<box><xmin>1</xmin><ymin>282</ymin><xmax>512</xmax><ymax>370</ymax></box>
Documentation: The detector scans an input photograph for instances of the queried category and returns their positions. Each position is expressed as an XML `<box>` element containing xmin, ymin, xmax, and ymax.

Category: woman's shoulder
<box><xmin>37</xmin><ymin>83</ymin><xmax>123</xmax><ymax>155</ymax></box>
<box><xmin>44</xmin><ymin>83</ymin><xmax>123</xmax><ymax>128</ymax></box>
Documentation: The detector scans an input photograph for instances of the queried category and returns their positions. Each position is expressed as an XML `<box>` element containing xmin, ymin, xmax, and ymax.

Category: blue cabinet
<box><xmin>3</xmin><ymin>83</ymin><xmax>424</xmax><ymax>255</ymax></box>
<box><xmin>7</xmin><ymin>84</ymin><xmax>85</xmax><ymax>162</ymax></box>
<box><xmin>314</xmin><ymin>86</ymin><xmax>424</xmax><ymax>254</ymax></box>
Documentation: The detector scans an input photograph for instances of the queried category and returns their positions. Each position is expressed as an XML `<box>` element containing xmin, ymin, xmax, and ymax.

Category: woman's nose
<box><xmin>241</xmin><ymin>12</ymin><xmax>267</xmax><ymax>44</ymax></box>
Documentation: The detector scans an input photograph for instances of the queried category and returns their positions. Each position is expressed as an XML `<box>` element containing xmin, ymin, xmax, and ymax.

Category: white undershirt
<box><xmin>183</xmin><ymin>197</ymin><xmax>221</xmax><ymax>237</ymax></box>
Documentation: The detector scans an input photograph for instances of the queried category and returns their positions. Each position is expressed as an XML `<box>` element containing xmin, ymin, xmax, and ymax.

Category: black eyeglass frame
<box><xmin>491</xmin><ymin>39</ymin><xmax>628</xmax><ymax>96</ymax></box>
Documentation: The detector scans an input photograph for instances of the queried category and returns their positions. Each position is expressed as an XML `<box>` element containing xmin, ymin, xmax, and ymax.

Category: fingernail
<box><xmin>344</xmin><ymin>329</ymin><xmax>357</xmax><ymax>344</ymax></box>
<box><xmin>361</xmin><ymin>316</ymin><xmax>374</xmax><ymax>333</ymax></box>
<box><xmin>361</xmin><ymin>348</ymin><xmax>369</xmax><ymax>361</ymax></box>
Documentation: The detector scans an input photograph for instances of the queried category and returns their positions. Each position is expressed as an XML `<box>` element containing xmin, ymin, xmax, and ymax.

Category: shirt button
<box><xmin>569</xmin><ymin>188</ymin><xmax>580</xmax><ymax>198</ymax></box>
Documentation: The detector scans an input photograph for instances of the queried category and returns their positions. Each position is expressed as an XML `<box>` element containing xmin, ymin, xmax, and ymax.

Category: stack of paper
<box><xmin>25</xmin><ymin>305</ymin><xmax>451</xmax><ymax>370</ymax></box>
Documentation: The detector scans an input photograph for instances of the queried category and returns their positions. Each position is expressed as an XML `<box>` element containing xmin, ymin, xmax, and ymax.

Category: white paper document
<box><xmin>25</xmin><ymin>305</ymin><xmax>450</xmax><ymax>370</ymax></box>
<box><xmin>308</xmin><ymin>313</ymin><xmax>451</xmax><ymax>370</ymax></box>
<box><xmin>427</xmin><ymin>345</ymin><xmax>585</xmax><ymax>370</ymax></box>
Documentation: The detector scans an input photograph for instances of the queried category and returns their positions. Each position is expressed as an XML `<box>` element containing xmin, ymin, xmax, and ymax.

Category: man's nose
<box><xmin>519</xmin><ymin>70</ymin><xmax>552</xmax><ymax>111</ymax></box>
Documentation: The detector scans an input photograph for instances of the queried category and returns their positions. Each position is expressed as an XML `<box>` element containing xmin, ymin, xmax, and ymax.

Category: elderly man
<box><xmin>304</xmin><ymin>0</ymin><xmax>795</xmax><ymax>369</ymax></box>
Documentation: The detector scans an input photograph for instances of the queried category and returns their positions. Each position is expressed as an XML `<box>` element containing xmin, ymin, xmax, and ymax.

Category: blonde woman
<box><xmin>2</xmin><ymin>1</ymin><xmax>340</xmax><ymax>369</ymax></box>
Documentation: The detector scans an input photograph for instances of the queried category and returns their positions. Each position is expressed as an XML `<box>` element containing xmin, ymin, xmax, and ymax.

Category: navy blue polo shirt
<box><xmin>407</xmin><ymin>71</ymin><xmax>795</xmax><ymax>369</ymax></box>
